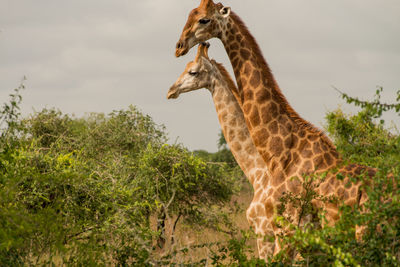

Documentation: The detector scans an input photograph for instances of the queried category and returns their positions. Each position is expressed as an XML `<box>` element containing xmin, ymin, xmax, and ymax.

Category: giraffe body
<box><xmin>174</xmin><ymin>0</ymin><xmax>374</xmax><ymax>257</ymax></box>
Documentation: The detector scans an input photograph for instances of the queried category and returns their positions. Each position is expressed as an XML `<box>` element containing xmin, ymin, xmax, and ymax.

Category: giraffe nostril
<box><xmin>177</xmin><ymin>42</ymin><xmax>183</xmax><ymax>49</ymax></box>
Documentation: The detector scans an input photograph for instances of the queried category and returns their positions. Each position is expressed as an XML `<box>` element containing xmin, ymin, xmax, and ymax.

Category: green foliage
<box><xmin>334</xmin><ymin>87</ymin><xmax>400</xmax><ymax>119</ymax></box>
<box><xmin>325</xmin><ymin>89</ymin><xmax>400</xmax><ymax>166</ymax></box>
<box><xmin>272</xmin><ymin>88</ymin><xmax>400</xmax><ymax>266</ymax></box>
<box><xmin>1</xmin><ymin>83</ymin><xmax>399</xmax><ymax>266</ymax></box>
<box><xmin>210</xmin><ymin>231</ymin><xmax>267</xmax><ymax>267</ymax></box>
<box><xmin>193</xmin><ymin>130</ymin><xmax>239</xmax><ymax>169</ymax></box>
<box><xmin>218</xmin><ymin>130</ymin><xmax>228</xmax><ymax>149</ymax></box>
<box><xmin>194</xmin><ymin>147</ymin><xmax>238</xmax><ymax>168</ymax></box>
<box><xmin>138</xmin><ymin>143</ymin><xmax>237</xmax><ymax>217</ymax></box>
<box><xmin>0</xmin><ymin>78</ymin><xmax>25</xmax><ymax>150</ymax></box>
<box><xmin>0</xmin><ymin>86</ymin><xmax>240</xmax><ymax>265</ymax></box>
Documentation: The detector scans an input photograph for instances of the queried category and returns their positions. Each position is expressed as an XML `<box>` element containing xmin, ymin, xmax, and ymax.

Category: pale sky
<box><xmin>1</xmin><ymin>0</ymin><xmax>399</xmax><ymax>152</ymax></box>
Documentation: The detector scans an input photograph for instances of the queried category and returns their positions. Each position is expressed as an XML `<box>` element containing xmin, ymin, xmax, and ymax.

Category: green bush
<box><xmin>0</xmin><ymin>86</ymin><xmax>240</xmax><ymax>265</ymax></box>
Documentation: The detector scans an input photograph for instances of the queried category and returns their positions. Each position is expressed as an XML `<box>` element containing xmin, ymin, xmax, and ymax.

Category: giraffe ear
<box><xmin>202</xmin><ymin>57</ymin><xmax>214</xmax><ymax>72</ymax></box>
<box><xmin>219</xmin><ymin>6</ymin><xmax>231</xmax><ymax>18</ymax></box>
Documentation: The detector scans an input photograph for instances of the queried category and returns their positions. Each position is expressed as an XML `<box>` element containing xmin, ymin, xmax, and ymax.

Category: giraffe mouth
<box><xmin>167</xmin><ymin>86</ymin><xmax>180</xmax><ymax>99</ymax></box>
<box><xmin>167</xmin><ymin>86</ymin><xmax>197</xmax><ymax>99</ymax></box>
<box><xmin>175</xmin><ymin>47</ymin><xmax>189</xmax><ymax>57</ymax></box>
<box><xmin>175</xmin><ymin>40</ymin><xmax>189</xmax><ymax>57</ymax></box>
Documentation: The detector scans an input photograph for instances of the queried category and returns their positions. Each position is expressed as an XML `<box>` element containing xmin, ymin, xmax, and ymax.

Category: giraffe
<box><xmin>167</xmin><ymin>42</ymin><xmax>276</xmax><ymax>258</ymax></box>
<box><xmin>174</xmin><ymin>0</ymin><xmax>375</xmax><ymax>256</ymax></box>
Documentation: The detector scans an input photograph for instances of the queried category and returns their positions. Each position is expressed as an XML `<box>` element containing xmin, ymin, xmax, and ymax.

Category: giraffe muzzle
<box><xmin>175</xmin><ymin>41</ymin><xmax>189</xmax><ymax>57</ymax></box>
<box><xmin>167</xmin><ymin>85</ymin><xmax>180</xmax><ymax>99</ymax></box>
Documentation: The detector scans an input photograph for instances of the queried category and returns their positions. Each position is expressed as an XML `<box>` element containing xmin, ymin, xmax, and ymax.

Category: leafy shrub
<box><xmin>0</xmin><ymin>86</ymin><xmax>241</xmax><ymax>265</ymax></box>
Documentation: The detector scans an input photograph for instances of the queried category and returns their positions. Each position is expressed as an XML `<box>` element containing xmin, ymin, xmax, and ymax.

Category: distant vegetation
<box><xmin>0</xmin><ymin>82</ymin><xmax>399</xmax><ymax>266</ymax></box>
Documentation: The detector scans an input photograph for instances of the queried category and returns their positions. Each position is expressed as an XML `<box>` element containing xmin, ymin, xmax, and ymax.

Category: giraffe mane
<box><xmin>229</xmin><ymin>11</ymin><xmax>337</xmax><ymax>151</ymax></box>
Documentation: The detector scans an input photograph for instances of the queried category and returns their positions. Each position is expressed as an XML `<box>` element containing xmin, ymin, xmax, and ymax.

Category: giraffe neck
<box><xmin>219</xmin><ymin>12</ymin><xmax>340</xmax><ymax>180</ymax></box>
<box><xmin>208</xmin><ymin>61</ymin><xmax>270</xmax><ymax>188</ymax></box>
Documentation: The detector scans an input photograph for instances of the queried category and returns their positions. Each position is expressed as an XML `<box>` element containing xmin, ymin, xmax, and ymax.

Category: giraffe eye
<box><xmin>189</xmin><ymin>71</ymin><xmax>199</xmax><ymax>76</ymax></box>
<box><xmin>199</xmin><ymin>18</ymin><xmax>211</xmax><ymax>24</ymax></box>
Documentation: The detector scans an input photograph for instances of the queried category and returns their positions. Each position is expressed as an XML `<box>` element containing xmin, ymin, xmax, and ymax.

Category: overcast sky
<box><xmin>1</xmin><ymin>0</ymin><xmax>399</xmax><ymax>152</ymax></box>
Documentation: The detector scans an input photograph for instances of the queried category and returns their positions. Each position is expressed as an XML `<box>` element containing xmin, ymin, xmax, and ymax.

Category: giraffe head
<box><xmin>175</xmin><ymin>0</ymin><xmax>231</xmax><ymax>57</ymax></box>
<box><xmin>168</xmin><ymin>43</ymin><xmax>214</xmax><ymax>99</ymax></box>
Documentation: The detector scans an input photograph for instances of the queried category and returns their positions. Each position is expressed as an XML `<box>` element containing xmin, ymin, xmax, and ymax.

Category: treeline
<box><xmin>0</xmin><ymin>83</ymin><xmax>399</xmax><ymax>266</ymax></box>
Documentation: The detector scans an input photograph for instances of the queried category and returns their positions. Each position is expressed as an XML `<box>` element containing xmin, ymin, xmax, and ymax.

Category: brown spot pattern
<box><xmin>243</xmin><ymin>62</ymin><xmax>252</xmax><ymax>76</ymax></box>
<box><xmin>255</xmin><ymin>89</ymin><xmax>270</xmax><ymax>104</ymax></box>
<box><xmin>284</xmin><ymin>135</ymin><xmax>293</xmax><ymax>149</ymax></box>
<box><xmin>240</xmin><ymin>48</ymin><xmax>251</xmax><ymax>60</ymax></box>
<box><xmin>230</xmin><ymin>43</ymin><xmax>239</xmax><ymax>51</ymax></box>
<box><xmin>250</xmin><ymin>71</ymin><xmax>261</xmax><ymax>88</ymax></box>
<box><xmin>265</xmin><ymin>201</ymin><xmax>274</xmax><ymax>218</ymax></box>
<box><xmin>243</xmin><ymin>103</ymin><xmax>252</xmax><ymax>114</ymax></box>
<box><xmin>250</xmin><ymin>107</ymin><xmax>261</xmax><ymax>127</ymax></box>
<box><xmin>268</xmin><ymin>121</ymin><xmax>278</xmax><ymax>135</ymax></box>
<box><xmin>261</xmin><ymin>106</ymin><xmax>273</xmax><ymax>124</ymax></box>
<box><xmin>324</xmin><ymin>153</ymin><xmax>333</xmax><ymax>165</ymax></box>
<box><xmin>244</xmin><ymin>90</ymin><xmax>254</xmax><ymax>101</ymax></box>
<box><xmin>313</xmin><ymin>142</ymin><xmax>322</xmax><ymax>154</ymax></box>
<box><xmin>253</xmin><ymin>128</ymin><xmax>269</xmax><ymax>147</ymax></box>
<box><xmin>269</xmin><ymin>136</ymin><xmax>284</xmax><ymax>157</ymax></box>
